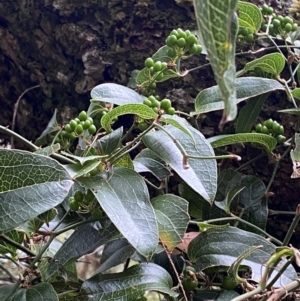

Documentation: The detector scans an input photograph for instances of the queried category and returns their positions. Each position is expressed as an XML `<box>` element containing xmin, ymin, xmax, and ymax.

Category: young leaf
<box><xmin>194</xmin><ymin>0</ymin><xmax>239</xmax><ymax>126</ymax></box>
<box><xmin>0</xmin><ymin>150</ymin><xmax>73</xmax><ymax>233</ymax></box>
<box><xmin>151</xmin><ymin>194</ymin><xmax>189</xmax><ymax>251</ymax></box>
<box><xmin>35</xmin><ymin>109</ymin><xmax>60</xmax><ymax>146</ymax></box>
<box><xmin>207</xmin><ymin>133</ymin><xmax>277</xmax><ymax>152</ymax></box>
<box><xmin>194</xmin><ymin>77</ymin><xmax>284</xmax><ymax>114</ymax></box>
<box><xmin>143</xmin><ymin>125</ymin><xmax>217</xmax><ymax>204</ymax></box>
<box><xmin>237</xmin><ymin>53</ymin><xmax>285</xmax><ymax>77</ymax></box>
<box><xmin>188</xmin><ymin>227</ymin><xmax>297</xmax><ymax>286</ymax></box>
<box><xmin>278</xmin><ymin>108</ymin><xmax>300</xmax><ymax>115</ymax></box>
<box><xmin>79</xmin><ymin>263</ymin><xmax>178</xmax><ymax>301</ymax></box>
<box><xmin>236</xmin><ymin>93</ymin><xmax>269</xmax><ymax>133</ymax></box>
<box><xmin>291</xmin><ymin>88</ymin><xmax>300</xmax><ymax>100</ymax></box>
<box><xmin>101</xmin><ymin>104</ymin><xmax>157</xmax><ymax>133</ymax></box>
<box><xmin>78</xmin><ymin>168</ymin><xmax>159</xmax><ymax>259</ymax></box>
<box><xmin>96</xmin><ymin>126</ymin><xmax>123</xmax><ymax>155</ymax></box>
<box><xmin>90</xmin><ymin>83</ymin><xmax>145</xmax><ymax>105</ymax></box>
<box><xmin>238</xmin><ymin>1</ymin><xmax>262</xmax><ymax>33</ymax></box>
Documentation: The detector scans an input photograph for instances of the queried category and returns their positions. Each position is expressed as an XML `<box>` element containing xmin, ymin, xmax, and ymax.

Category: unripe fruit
<box><xmin>263</xmin><ymin>119</ymin><xmax>273</xmax><ymax>129</ymax></box>
<box><xmin>167</xmin><ymin>47</ymin><xmax>177</xmax><ymax>58</ymax></box>
<box><xmin>285</xmin><ymin>23</ymin><xmax>292</xmax><ymax>33</ymax></box>
<box><xmin>138</xmin><ymin>122</ymin><xmax>149</xmax><ymax>131</ymax></box>
<box><xmin>166</xmin><ymin>35</ymin><xmax>178</xmax><ymax>47</ymax></box>
<box><xmin>160</xmin><ymin>98</ymin><xmax>172</xmax><ymax>110</ymax></box>
<box><xmin>85</xmin><ymin>189</ymin><xmax>95</xmax><ymax>203</ymax></box>
<box><xmin>222</xmin><ymin>276</ymin><xmax>238</xmax><ymax>290</ymax></box>
<box><xmin>143</xmin><ymin>99</ymin><xmax>152</xmax><ymax>107</ymax></box>
<box><xmin>166</xmin><ymin>107</ymin><xmax>176</xmax><ymax>115</ymax></box>
<box><xmin>83</xmin><ymin>119</ymin><xmax>92</xmax><ymax>130</ymax></box>
<box><xmin>190</xmin><ymin>44</ymin><xmax>202</xmax><ymax>55</ymax></box>
<box><xmin>261</xmin><ymin>125</ymin><xmax>269</xmax><ymax>134</ymax></box>
<box><xmin>255</xmin><ymin>123</ymin><xmax>262</xmax><ymax>132</ymax></box>
<box><xmin>65</xmin><ymin>124</ymin><xmax>73</xmax><ymax>134</ymax></box>
<box><xmin>79</xmin><ymin>111</ymin><xmax>87</xmax><ymax>121</ymax></box>
<box><xmin>75</xmin><ymin>124</ymin><xmax>84</xmax><ymax>135</ymax></box>
<box><xmin>177</xmin><ymin>37</ymin><xmax>186</xmax><ymax>48</ymax></box>
<box><xmin>69</xmin><ymin>119</ymin><xmax>78</xmax><ymax>130</ymax></box>
<box><xmin>245</xmin><ymin>33</ymin><xmax>254</xmax><ymax>42</ymax></box>
<box><xmin>74</xmin><ymin>190</ymin><xmax>84</xmax><ymax>203</ymax></box>
<box><xmin>276</xmin><ymin>135</ymin><xmax>286</xmax><ymax>144</ymax></box>
<box><xmin>186</xmin><ymin>34</ymin><xmax>198</xmax><ymax>45</ymax></box>
<box><xmin>145</xmin><ymin>57</ymin><xmax>154</xmax><ymax>68</ymax></box>
<box><xmin>88</xmin><ymin>124</ymin><xmax>97</xmax><ymax>135</ymax></box>
<box><xmin>69</xmin><ymin>197</ymin><xmax>79</xmax><ymax>211</ymax></box>
<box><xmin>182</xmin><ymin>277</ymin><xmax>198</xmax><ymax>292</ymax></box>
<box><xmin>153</xmin><ymin>61</ymin><xmax>162</xmax><ymax>72</ymax></box>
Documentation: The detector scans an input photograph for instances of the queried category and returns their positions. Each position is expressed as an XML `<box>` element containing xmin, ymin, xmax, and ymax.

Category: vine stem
<box><xmin>161</xmin><ymin>241</ymin><xmax>189</xmax><ymax>301</ymax></box>
<box><xmin>11</xmin><ymin>85</ymin><xmax>40</xmax><ymax>148</ymax></box>
<box><xmin>0</xmin><ymin>234</ymin><xmax>36</xmax><ymax>257</ymax></box>
<box><xmin>189</xmin><ymin>217</ymin><xmax>282</xmax><ymax>245</ymax></box>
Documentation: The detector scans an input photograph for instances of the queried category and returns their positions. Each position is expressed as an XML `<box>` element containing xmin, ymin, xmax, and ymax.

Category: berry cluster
<box><xmin>260</xmin><ymin>4</ymin><xmax>298</xmax><ymax>36</ymax></box>
<box><xmin>65</xmin><ymin>111</ymin><xmax>97</xmax><ymax>136</ymax></box>
<box><xmin>166</xmin><ymin>28</ymin><xmax>202</xmax><ymax>59</ymax></box>
<box><xmin>144</xmin><ymin>58</ymin><xmax>168</xmax><ymax>91</ymax></box>
<box><xmin>69</xmin><ymin>189</ymin><xmax>103</xmax><ymax>218</ymax></box>
<box><xmin>253</xmin><ymin>118</ymin><xmax>286</xmax><ymax>144</ymax></box>
<box><xmin>238</xmin><ymin>27</ymin><xmax>254</xmax><ymax>43</ymax></box>
<box><xmin>143</xmin><ymin>96</ymin><xmax>175</xmax><ymax>115</ymax></box>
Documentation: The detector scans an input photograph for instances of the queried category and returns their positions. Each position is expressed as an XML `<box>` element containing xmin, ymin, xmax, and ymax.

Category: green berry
<box><xmin>190</xmin><ymin>44</ymin><xmax>202</xmax><ymax>55</ymax></box>
<box><xmin>166</xmin><ymin>107</ymin><xmax>176</xmax><ymax>115</ymax></box>
<box><xmin>285</xmin><ymin>23</ymin><xmax>293</xmax><ymax>33</ymax></box>
<box><xmin>177</xmin><ymin>37</ymin><xmax>186</xmax><ymax>48</ymax></box>
<box><xmin>143</xmin><ymin>99</ymin><xmax>152</xmax><ymax>107</ymax></box>
<box><xmin>75</xmin><ymin>124</ymin><xmax>84</xmax><ymax>135</ymax></box>
<box><xmin>186</xmin><ymin>34</ymin><xmax>198</xmax><ymax>45</ymax></box>
<box><xmin>177</xmin><ymin>28</ymin><xmax>187</xmax><ymax>39</ymax></box>
<box><xmin>170</xmin><ymin>29</ymin><xmax>179</xmax><ymax>37</ymax></box>
<box><xmin>255</xmin><ymin>123</ymin><xmax>263</xmax><ymax>132</ymax></box>
<box><xmin>277</xmin><ymin>15</ymin><xmax>284</xmax><ymax>23</ymax></box>
<box><xmin>183</xmin><ymin>266</ymin><xmax>196</xmax><ymax>277</ymax></box>
<box><xmin>239</xmin><ymin>27</ymin><xmax>249</xmax><ymax>36</ymax></box>
<box><xmin>85</xmin><ymin>189</ymin><xmax>95</xmax><ymax>203</ymax></box>
<box><xmin>166</xmin><ymin>35</ymin><xmax>178</xmax><ymax>47</ymax></box>
<box><xmin>167</xmin><ymin>47</ymin><xmax>177</xmax><ymax>58</ymax></box>
<box><xmin>138</xmin><ymin>122</ymin><xmax>149</xmax><ymax>131</ymax></box>
<box><xmin>87</xmin><ymin>117</ymin><xmax>94</xmax><ymax>124</ymax></box>
<box><xmin>182</xmin><ymin>277</ymin><xmax>198</xmax><ymax>292</ymax></box>
<box><xmin>65</xmin><ymin>124</ymin><xmax>73</xmax><ymax>133</ymax></box>
<box><xmin>83</xmin><ymin>119</ymin><xmax>92</xmax><ymax>130</ymax></box>
<box><xmin>145</xmin><ymin>57</ymin><xmax>154</xmax><ymax>68</ymax></box>
<box><xmin>272</xmin><ymin>19</ymin><xmax>281</xmax><ymax>28</ymax></box>
<box><xmin>160</xmin><ymin>98</ymin><xmax>172</xmax><ymax>110</ymax></box>
<box><xmin>152</xmin><ymin>107</ymin><xmax>159</xmax><ymax>114</ymax></box>
<box><xmin>155</xmin><ymin>72</ymin><xmax>164</xmax><ymax>81</ymax></box>
<box><xmin>222</xmin><ymin>276</ymin><xmax>237</xmax><ymax>290</ymax></box>
<box><xmin>153</xmin><ymin>61</ymin><xmax>162</xmax><ymax>72</ymax></box>
<box><xmin>283</xmin><ymin>16</ymin><xmax>293</xmax><ymax>25</ymax></box>
<box><xmin>74</xmin><ymin>190</ymin><xmax>84</xmax><ymax>203</ymax></box>
<box><xmin>74</xmin><ymin>118</ymin><xmax>80</xmax><ymax>123</ymax></box>
<box><xmin>149</xmin><ymin>67</ymin><xmax>155</xmax><ymax>75</ymax></box>
<box><xmin>261</xmin><ymin>125</ymin><xmax>269</xmax><ymax>134</ymax></box>
<box><xmin>245</xmin><ymin>33</ymin><xmax>254</xmax><ymax>42</ymax></box>
<box><xmin>276</xmin><ymin>135</ymin><xmax>286</xmax><ymax>144</ymax></box>
<box><xmin>91</xmin><ymin>207</ymin><xmax>103</xmax><ymax>218</ymax></box>
<box><xmin>79</xmin><ymin>111</ymin><xmax>87</xmax><ymax>121</ymax></box>
<box><xmin>278</xmin><ymin>125</ymin><xmax>284</xmax><ymax>135</ymax></box>
<box><xmin>263</xmin><ymin>119</ymin><xmax>274</xmax><ymax>129</ymax></box>
<box><xmin>272</xmin><ymin>122</ymin><xmax>280</xmax><ymax>134</ymax></box>
<box><xmin>69</xmin><ymin>119</ymin><xmax>78</xmax><ymax>130</ymax></box>
<box><xmin>69</xmin><ymin>197</ymin><xmax>79</xmax><ymax>211</ymax></box>
<box><xmin>88</xmin><ymin>124</ymin><xmax>97</xmax><ymax>135</ymax></box>
<box><xmin>292</xmin><ymin>23</ymin><xmax>298</xmax><ymax>31</ymax></box>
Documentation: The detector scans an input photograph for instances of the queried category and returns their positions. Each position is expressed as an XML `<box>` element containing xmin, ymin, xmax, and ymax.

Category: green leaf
<box><xmin>9</xmin><ymin>283</ymin><xmax>58</xmax><ymax>301</ymax></box>
<box><xmin>79</xmin><ymin>263</ymin><xmax>178</xmax><ymax>301</ymax></box>
<box><xmin>35</xmin><ymin>143</ymin><xmax>60</xmax><ymax>156</ymax></box>
<box><xmin>207</xmin><ymin>133</ymin><xmax>277</xmax><ymax>152</ymax></box>
<box><xmin>194</xmin><ymin>77</ymin><xmax>284</xmax><ymax>114</ymax></box>
<box><xmin>236</xmin><ymin>93</ymin><xmax>269</xmax><ymax>133</ymax></box>
<box><xmin>238</xmin><ymin>1</ymin><xmax>262</xmax><ymax>33</ymax></box>
<box><xmin>60</xmin><ymin>152</ymin><xmax>106</xmax><ymax>165</ymax></box>
<box><xmin>35</xmin><ymin>109</ymin><xmax>60</xmax><ymax>146</ymax></box>
<box><xmin>188</xmin><ymin>227</ymin><xmax>297</xmax><ymax>286</ymax></box>
<box><xmin>278</xmin><ymin>108</ymin><xmax>300</xmax><ymax>115</ymax></box>
<box><xmin>133</xmin><ymin>149</ymin><xmax>171</xmax><ymax>180</ymax></box>
<box><xmin>114</xmin><ymin>153</ymin><xmax>134</xmax><ymax>169</ymax></box>
<box><xmin>96</xmin><ymin>127</ymin><xmax>123</xmax><ymax>155</ymax></box>
<box><xmin>143</xmin><ymin>125</ymin><xmax>217</xmax><ymax>204</ymax></box>
<box><xmin>90</xmin><ymin>83</ymin><xmax>145</xmax><ymax>105</ymax></box>
<box><xmin>101</xmin><ymin>104</ymin><xmax>157</xmax><ymax>133</ymax></box>
<box><xmin>0</xmin><ymin>284</ymin><xmax>16</xmax><ymax>300</ymax></box>
<box><xmin>78</xmin><ymin>168</ymin><xmax>159</xmax><ymax>259</ymax></box>
<box><xmin>237</xmin><ymin>53</ymin><xmax>285</xmax><ymax>77</ymax></box>
<box><xmin>194</xmin><ymin>0</ymin><xmax>239</xmax><ymax>125</ymax></box>
<box><xmin>0</xmin><ymin>150</ymin><xmax>73</xmax><ymax>233</ymax></box>
<box><xmin>161</xmin><ymin>114</ymin><xmax>195</xmax><ymax>143</ymax></box>
<box><xmin>0</xmin><ymin>230</ymin><xmax>23</xmax><ymax>256</ymax></box>
<box><xmin>97</xmin><ymin>238</ymin><xmax>134</xmax><ymax>273</ymax></box>
<box><xmin>178</xmin><ymin>182</ymin><xmax>209</xmax><ymax>219</ymax></box>
<box><xmin>44</xmin><ymin>223</ymin><xmax>119</xmax><ymax>280</ymax></box>
<box><xmin>151</xmin><ymin>194</ymin><xmax>189</xmax><ymax>251</ymax></box>
<box><xmin>291</xmin><ymin>88</ymin><xmax>300</xmax><ymax>100</ymax></box>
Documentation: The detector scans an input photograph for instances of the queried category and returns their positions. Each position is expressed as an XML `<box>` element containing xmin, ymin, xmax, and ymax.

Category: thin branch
<box><xmin>0</xmin><ymin>234</ymin><xmax>35</xmax><ymax>257</ymax></box>
<box><xmin>11</xmin><ymin>85</ymin><xmax>40</xmax><ymax>148</ymax></box>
